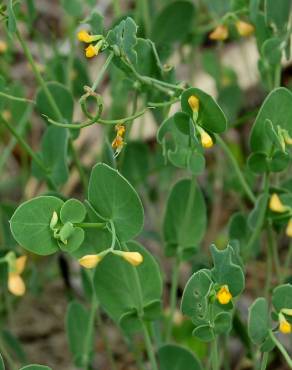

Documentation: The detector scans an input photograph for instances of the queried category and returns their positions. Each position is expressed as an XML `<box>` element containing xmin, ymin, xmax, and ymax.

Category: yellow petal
<box><xmin>200</xmin><ymin>130</ymin><xmax>213</xmax><ymax>149</ymax></box>
<box><xmin>188</xmin><ymin>95</ymin><xmax>199</xmax><ymax>112</ymax></box>
<box><xmin>269</xmin><ymin>194</ymin><xmax>286</xmax><ymax>213</ymax></box>
<box><xmin>216</xmin><ymin>285</ymin><xmax>232</xmax><ymax>305</ymax></box>
<box><xmin>286</xmin><ymin>219</ymin><xmax>292</xmax><ymax>238</ymax></box>
<box><xmin>85</xmin><ymin>44</ymin><xmax>100</xmax><ymax>58</ymax></box>
<box><xmin>15</xmin><ymin>255</ymin><xmax>27</xmax><ymax>274</ymax></box>
<box><xmin>79</xmin><ymin>254</ymin><xmax>102</xmax><ymax>269</ymax></box>
<box><xmin>0</xmin><ymin>40</ymin><xmax>7</xmax><ymax>54</ymax></box>
<box><xmin>279</xmin><ymin>318</ymin><xmax>292</xmax><ymax>334</ymax></box>
<box><xmin>121</xmin><ymin>252</ymin><xmax>143</xmax><ymax>266</ymax></box>
<box><xmin>8</xmin><ymin>274</ymin><xmax>26</xmax><ymax>296</ymax></box>
<box><xmin>77</xmin><ymin>30</ymin><xmax>91</xmax><ymax>43</ymax></box>
<box><xmin>209</xmin><ymin>25</ymin><xmax>228</xmax><ymax>41</ymax></box>
<box><xmin>236</xmin><ymin>21</ymin><xmax>255</xmax><ymax>37</ymax></box>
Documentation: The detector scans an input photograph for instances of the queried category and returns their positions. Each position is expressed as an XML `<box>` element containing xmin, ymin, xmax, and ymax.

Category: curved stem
<box><xmin>215</xmin><ymin>134</ymin><xmax>256</xmax><ymax>204</ymax></box>
<box><xmin>0</xmin><ymin>91</ymin><xmax>35</xmax><ymax>104</ymax></box>
<box><xmin>269</xmin><ymin>330</ymin><xmax>292</xmax><ymax>368</ymax></box>
<box><xmin>109</xmin><ymin>220</ymin><xmax>116</xmax><ymax>251</ymax></box>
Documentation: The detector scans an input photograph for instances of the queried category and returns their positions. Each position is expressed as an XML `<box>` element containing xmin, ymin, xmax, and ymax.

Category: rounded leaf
<box><xmin>158</xmin><ymin>344</ymin><xmax>202</xmax><ymax>370</ymax></box>
<box><xmin>60</xmin><ymin>199</ymin><xmax>86</xmax><ymax>224</ymax></box>
<box><xmin>10</xmin><ymin>196</ymin><xmax>63</xmax><ymax>255</ymax></box>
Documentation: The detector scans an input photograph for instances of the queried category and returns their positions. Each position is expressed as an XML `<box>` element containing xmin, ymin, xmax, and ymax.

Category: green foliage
<box><xmin>248</xmin><ymin>297</ymin><xmax>270</xmax><ymax>345</ymax></box>
<box><xmin>88</xmin><ymin>163</ymin><xmax>144</xmax><ymax>242</ymax></box>
<box><xmin>158</xmin><ymin>344</ymin><xmax>202</xmax><ymax>370</ymax></box>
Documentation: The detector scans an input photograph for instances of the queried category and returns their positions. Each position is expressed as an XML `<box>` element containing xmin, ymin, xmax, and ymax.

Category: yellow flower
<box><xmin>78</xmin><ymin>254</ymin><xmax>102</xmax><ymax>269</ymax></box>
<box><xmin>115</xmin><ymin>124</ymin><xmax>126</xmax><ymax>137</ymax></box>
<box><xmin>200</xmin><ymin>129</ymin><xmax>213</xmax><ymax>149</ymax></box>
<box><xmin>216</xmin><ymin>285</ymin><xmax>232</xmax><ymax>305</ymax></box>
<box><xmin>112</xmin><ymin>135</ymin><xmax>124</xmax><ymax>151</ymax></box>
<box><xmin>209</xmin><ymin>25</ymin><xmax>228</xmax><ymax>41</ymax></box>
<box><xmin>269</xmin><ymin>194</ymin><xmax>286</xmax><ymax>213</ymax></box>
<box><xmin>286</xmin><ymin>219</ymin><xmax>292</xmax><ymax>238</ymax></box>
<box><xmin>85</xmin><ymin>43</ymin><xmax>101</xmax><ymax>58</ymax></box>
<box><xmin>188</xmin><ymin>95</ymin><xmax>199</xmax><ymax>112</ymax></box>
<box><xmin>77</xmin><ymin>30</ymin><xmax>94</xmax><ymax>43</ymax></box>
<box><xmin>8</xmin><ymin>256</ymin><xmax>27</xmax><ymax>296</ymax></box>
<box><xmin>279</xmin><ymin>316</ymin><xmax>292</xmax><ymax>334</ymax></box>
<box><xmin>121</xmin><ymin>252</ymin><xmax>143</xmax><ymax>266</ymax></box>
<box><xmin>235</xmin><ymin>21</ymin><xmax>255</xmax><ymax>37</ymax></box>
<box><xmin>0</xmin><ymin>40</ymin><xmax>7</xmax><ymax>54</ymax></box>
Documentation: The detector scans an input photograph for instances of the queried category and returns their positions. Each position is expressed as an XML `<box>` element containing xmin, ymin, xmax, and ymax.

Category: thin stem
<box><xmin>269</xmin><ymin>330</ymin><xmax>292</xmax><ymax>368</ymax></box>
<box><xmin>267</xmin><ymin>223</ymin><xmax>281</xmax><ymax>283</ymax></box>
<box><xmin>137</xmin><ymin>0</ymin><xmax>151</xmax><ymax>36</ymax></box>
<box><xmin>0</xmin><ymin>91</ymin><xmax>35</xmax><ymax>104</ymax></box>
<box><xmin>141</xmin><ymin>321</ymin><xmax>159</xmax><ymax>370</ymax></box>
<box><xmin>211</xmin><ymin>338</ymin><xmax>219</xmax><ymax>370</ymax></box>
<box><xmin>112</xmin><ymin>0</ymin><xmax>121</xmax><ymax>17</ymax></box>
<box><xmin>165</xmin><ymin>256</ymin><xmax>180</xmax><ymax>341</ymax></box>
<box><xmin>68</xmin><ymin>139</ymin><xmax>88</xmax><ymax>192</ymax></box>
<box><xmin>92</xmin><ymin>52</ymin><xmax>114</xmax><ymax>91</ymax></box>
<box><xmin>75</xmin><ymin>222</ymin><xmax>106</xmax><ymax>229</ymax></box>
<box><xmin>215</xmin><ymin>134</ymin><xmax>256</xmax><ymax>204</ymax></box>
<box><xmin>281</xmin><ymin>241</ymin><xmax>292</xmax><ymax>283</ymax></box>
<box><xmin>260</xmin><ymin>352</ymin><xmax>269</xmax><ymax>370</ymax></box>
<box><xmin>0</xmin><ymin>336</ymin><xmax>17</xmax><ymax>370</ymax></box>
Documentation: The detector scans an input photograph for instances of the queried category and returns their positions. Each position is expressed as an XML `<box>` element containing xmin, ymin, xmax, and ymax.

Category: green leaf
<box><xmin>36</xmin><ymin>82</ymin><xmax>74</xmax><ymax>123</ymax></box>
<box><xmin>193</xmin><ymin>325</ymin><xmax>214</xmax><ymax>342</ymax></box>
<box><xmin>269</xmin><ymin>151</ymin><xmax>290</xmax><ymax>172</ymax></box>
<box><xmin>210</xmin><ymin>244</ymin><xmax>245</xmax><ymax>296</ymax></box>
<box><xmin>60</xmin><ymin>199</ymin><xmax>86</xmax><ymax>224</ymax></box>
<box><xmin>10</xmin><ymin>196</ymin><xmax>63</xmax><ymax>255</ymax></box>
<box><xmin>163</xmin><ymin>178</ymin><xmax>207</xmax><ymax>256</ymax></box>
<box><xmin>151</xmin><ymin>1</ymin><xmax>196</xmax><ymax>45</ymax></box>
<box><xmin>248</xmin><ymin>297</ymin><xmax>270</xmax><ymax>345</ymax></box>
<box><xmin>250</xmin><ymin>88</ymin><xmax>292</xmax><ymax>153</ymax></box>
<box><xmin>247</xmin><ymin>152</ymin><xmax>269</xmax><ymax>174</ymax></box>
<box><xmin>66</xmin><ymin>301</ymin><xmax>92</xmax><ymax>367</ymax></box>
<box><xmin>265</xmin><ymin>0</ymin><xmax>291</xmax><ymax>32</ymax></box>
<box><xmin>261</xmin><ymin>38</ymin><xmax>282</xmax><ymax>65</ymax></box>
<box><xmin>61</xmin><ymin>0</ymin><xmax>82</xmax><ymax>16</ymax></box>
<box><xmin>107</xmin><ymin>17</ymin><xmax>138</xmax><ymax>65</ymax></box>
<box><xmin>120</xmin><ymin>141</ymin><xmax>149</xmax><ymax>186</ymax></box>
<box><xmin>272</xmin><ymin>284</ymin><xmax>292</xmax><ymax>313</ymax></box>
<box><xmin>83</xmin><ymin>10</ymin><xmax>104</xmax><ymax>34</ymax></box>
<box><xmin>32</xmin><ymin>125</ymin><xmax>69</xmax><ymax>186</ymax></box>
<box><xmin>181</xmin><ymin>270</ymin><xmax>212</xmax><ymax>325</ymax></box>
<box><xmin>158</xmin><ymin>344</ymin><xmax>202</xmax><ymax>370</ymax></box>
<box><xmin>214</xmin><ymin>312</ymin><xmax>232</xmax><ymax>334</ymax></box>
<box><xmin>181</xmin><ymin>88</ymin><xmax>227</xmax><ymax>133</ymax></box>
<box><xmin>88</xmin><ymin>163</ymin><xmax>144</xmax><ymax>242</ymax></box>
<box><xmin>93</xmin><ymin>241</ymin><xmax>162</xmax><ymax>334</ymax></box>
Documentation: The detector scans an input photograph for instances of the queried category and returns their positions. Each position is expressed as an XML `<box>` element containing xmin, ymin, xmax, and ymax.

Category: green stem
<box><xmin>267</xmin><ymin>223</ymin><xmax>281</xmax><ymax>283</ymax></box>
<box><xmin>75</xmin><ymin>222</ymin><xmax>106</xmax><ymax>229</ymax></box>
<box><xmin>68</xmin><ymin>139</ymin><xmax>88</xmax><ymax>192</ymax></box>
<box><xmin>112</xmin><ymin>0</ymin><xmax>121</xmax><ymax>17</ymax></box>
<box><xmin>0</xmin><ymin>114</ymin><xmax>57</xmax><ymax>190</ymax></box>
<box><xmin>211</xmin><ymin>338</ymin><xmax>219</xmax><ymax>370</ymax></box>
<box><xmin>141</xmin><ymin>321</ymin><xmax>159</xmax><ymax>370</ymax></box>
<box><xmin>260</xmin><ymin>352</ymin><xmax>269</xmax><ymax>370</ymax></box>
<box><xmin>165</xmin><ymin>256</ymin><xmax>180</xmax><ymax>341</ymax></box>
<box><xmin>215</xmin><ymin>134</ymin><xmax>256</xmax><ymax>204</ymax></box>
<box><xmin>269</xmin><ymin>330</ymin><xmax>292</xmax><ymax>368</ymax></box>
<box><xmin>281</xmin><ymin>241</ymin><xmax>292</xmax><ymax>283</ymax></box>
<box><xmin>137</xmin><ymin>0</ymin><xmax>151</xmax><ymax>36</ymax></box>
<box><xmin>91</xmin><ymin>52</ymin><xmax>114</xmax><ymax>91</ymax></box>
<box><xmin>16</xmin><ymin>29</ymin><xmax>88</xmax><ymax>191</ymax></box>
<box><xmin>0</xmin><ymin>91</ymin><xmax>35</xmax><ymax>104</ymax></box>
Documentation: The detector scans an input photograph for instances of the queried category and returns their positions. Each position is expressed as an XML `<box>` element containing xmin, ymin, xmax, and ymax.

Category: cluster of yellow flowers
<box><xmin>77</xmin><ymin>30</ymin><xmax>103</xmax><ymax>58</ymax></box>
<box><xmin>209</xmin><ymin>20</ymin><xmax>254</xmax><ymax>41</ymax></box>
<box><xmin>269</xmin><ymin>194</ymin><xmax>292</xmax><ymax>238</ymax></box>
<box><xmin>79</xmin><ymin>251</ymin><xmax>143</xmax><ymax>269</ymax></box>
<box><xmin>112</xmin><ymin>124</ymin><xmax>126</xmax><ymax>156</ymax></box>
<box><xmin>188</xmin><ymin>95</ymin><xmax>213</xmax><ymax>149</ymax></box>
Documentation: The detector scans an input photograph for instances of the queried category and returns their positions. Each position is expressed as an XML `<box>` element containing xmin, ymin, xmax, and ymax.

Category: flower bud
<box><xmin>286</xmin><ymin>219</ymin><xmax>292</xmax><ymax>238</ymax></box>
<box><xmin>15</xmin><ymin>256</ymin><xmax>27</xmax><ymax>275</ymax></box>
<box><xmin>77</xmin><ymin>30</ymin><xmax>92</xmax><ymax>43</ymax></box>
<box><xmin>121</xmin><ymin>251</ymin><xmax>143</xmax><ymax>266</ymax></box>
<box><xmin>79</xmin><ymin>254</ymin><xmax>102</xmax><ymax>269</ymax></box>
<box><xmin>216</xmin><ymin>285</ymin><xmax>232</xmax><ymax>305</ymax></box>
<box><xmin>279</xmin><ymin>316</ymin><xmax>292</xmax><ymax>334</ymax></box>
<box><xmin>269</xmin><ymin>194</ymin><xmax>286</xmax><ymax>213</ymax></box>
<box><xmin>235</xmin><ymin>21</ymin><xmax>254</xmax><ymax>37</ymax></box>
<box><xmin>200</xmin><ymin>129</ymin><xmax>213</xmax><ymax>149</ymax></box>
<box><xmin>8</xmin><ymin>274</ymin><xmax>26</xmax><ymax>296</ymax></box>
<box><xmin>50</xmin><ymin>211</ymin><xmax>58</xmax><ymax>229</ymax></box>
<box><xmin>0</xmin><ymin>40</ymin><xmax>7</xmax><ymax>54</ymax></box>
<box><xmin>188</xmin><ymin>95</ymin><xmax>199</xmax><ymax>112</ymax></box>
<box><xmin>209</xmin><ymin>25</ymin><xmax>228</xmax><ymax>41</ymax></box>
<box><xmin>85</xmin><ymin>43</ymin><xmax>101</xmax><ymax>58</ymax></box>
